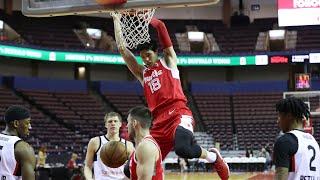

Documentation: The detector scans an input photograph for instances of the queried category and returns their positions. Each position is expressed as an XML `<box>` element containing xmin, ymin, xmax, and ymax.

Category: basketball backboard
<box><xmin>22</xmin><ymin>0</ymin><xmax>220</xmax><ymax>17</ymax></box>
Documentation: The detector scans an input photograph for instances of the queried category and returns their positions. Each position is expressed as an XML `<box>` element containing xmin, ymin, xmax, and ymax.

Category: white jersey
<box><xmin>93</xmin><ymin>136</ymin><xmax>128</xmax><ymax>180</ymax></box>
<box><xmin>288</xmin><ymin>130</ymin><xmax>320</xmax><ymax>180</ymax></box>
<box><xmin>0</xmin><ymin>133</ymin><xmax>22</xmax><ymax>180</ymax></box>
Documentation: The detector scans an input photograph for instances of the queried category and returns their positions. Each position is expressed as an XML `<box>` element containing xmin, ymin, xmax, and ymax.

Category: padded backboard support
<box><xmin>22</xmin><ymin>0</ymin><xmax>219</xmax><ymax>17</ymax></box>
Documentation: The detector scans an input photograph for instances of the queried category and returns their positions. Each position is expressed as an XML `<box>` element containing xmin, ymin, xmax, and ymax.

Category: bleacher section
<box><xmin>8</xmin><ymin>77</ymin><xmax>106</xmax><ymax>154</ymax></box>
<box><xmin>20</xmin><ymin>90</ymin><xmax>103</xmax><ymax>138</ymax></box>
<box><xmin>1</xmin><ymin>11</ymin><xmax>83</xmax><ymax>49</ymax></box>
<box><xmin>190</xmin><ymin>80</ymin><xmax>288</xmax><ymax>150</ymax></box>
<box><xmin>1</xmin><ymin>77</ymin><xmax>319</xmax><ymax>161</ymax></box>
<box><xmin>194</xmin><ymin>132</ymin><xmax>215</xmax><ymax>150</ymax></box>
<box><xmin>0</xmin><ymin>86</ymin><xmax>85</xmax><ymax>153</ymax></box>
<box><xmin>104</xmin><ymin>93</ymin><xmax>145</xmax><ymax>117</ymax></box>
<box><xmin>193</xmin><ymin>93</ymin><xmax>233</xmax><ymax>150</ymax></box>
<box><xmin>294</xmin><ymin>26</ymin><xmax>320</xmax><ymax>50</ymax></box>
<box><xmin>99</xmin><ymin>81</ymin><xmax>145</xmax><ymax>117</ymax></box>
<box><xmin>211</xmin><ymin>19</ymin><xmax>275</xmax><ymax>53</ymax></box>
<box><xmin>233</xmin><ymin>92</ymin><xmax>282</xmax><ymax>150</ymax></box>
<box><xmin>1</xmin><ymin>11</ymin><xmax>320</xmax><ymax>54</ymax></box>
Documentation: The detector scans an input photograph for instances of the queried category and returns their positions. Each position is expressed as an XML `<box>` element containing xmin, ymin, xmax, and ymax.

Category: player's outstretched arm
<box><xmin>150</xmin><ymin>18</ymin><xmax>178</xmax><ymax>69</ymax></box>
<box><xmin>15</xmin><ymin>141</ymin><xmax>36</xmax><ymax>180</ymax></box>
<box><xmin>136</xmin><ymin>141</ymin><xmax>159</xmax><ymax>180</ymax></box>
<box><xmin>111</xmin><ymin>13</ymin><xmax>144</xmax><ymax>84</ymax></box>
<box><xmin>84</xmin><ymin>137</ymin><xmax>98</xmax><ymax>180</ymax></box>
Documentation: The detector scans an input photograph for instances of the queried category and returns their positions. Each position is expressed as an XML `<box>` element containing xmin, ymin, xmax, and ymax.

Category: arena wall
<box><xmin>90</xmin><ymin>64</ymin><xmax>128</xmax><ymax>81</ymax></box>
<box><xmin>38</xmin><ymin>62</ymin><xmax>74</xmax><ymax>79</ymax></box>
<box><xmin>0</xmin><ymin>58</ymin><xmax>33</xmax><ymax>77</ymax></box>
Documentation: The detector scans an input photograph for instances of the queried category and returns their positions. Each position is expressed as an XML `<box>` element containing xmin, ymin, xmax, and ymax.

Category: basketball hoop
<box><xmin>110</xmin><ymin>8</ymin><xmax>156</xmax><ymax>49</ymax></box>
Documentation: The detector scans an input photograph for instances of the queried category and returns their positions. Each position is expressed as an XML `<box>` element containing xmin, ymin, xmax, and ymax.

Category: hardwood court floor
<box><xmin>165</xmin><ymin>172</ymin><xmax>274</xmax><ymax>180</ymax></box>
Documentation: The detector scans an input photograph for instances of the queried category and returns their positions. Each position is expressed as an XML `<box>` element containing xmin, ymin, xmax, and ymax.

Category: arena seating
<box><xmin>54</xmin><ymin>92</ymin><xmax>106</xmax><ymax>136</ymax></box>
<box><xmin>233</xmin><ymin>92</ymin><xmax>282</xmax><ymax>150</ymax></box>
<box><xmin>190</xmin><ymin>80</ymin><xmax>288</xmax><ymax>150</ymax></box>
<box><xmin>194</xmin><ymin>130</ymin><xmax>215</xmax><ymax>150</ymax></box>
<box><xmin>1</xmin><ymin>11</ymin><xmax>83</xmax><ymax>49</ymax></box>
<box><xmin>193</xmin><ymin>93</ymin><xmax>233</xmax><ymax>150</ymax></box>
<box><xmin>104</xmin><ymin>93</ymin><xmax>146</xmax><ymax>117</ymax></box>
<box><xmin>211</xmin><ymin>19</ymin><xmax>275</xmax><ymax>53</ymax></box>
<box><xmin>11</xmin><ymin>77</ymin><xmax>104</xmax><ymax>154</ymax></box>
<box><xmin>18</xmin><ymin>90</ymin><xmax>106</xmax><ymax>149</ymax></box>
<box><xmin>294</xmin><ymin>26</ymin><xmax>320</xmax><ymax>50</ymax></box>
<box><xmin>2</xmin><ymin>10</ymin><xmax>320</xmax><ymax>54</ymax></box>
<box><xmin>99</xmin><ymin>81</ymin><xmax>145</xmax><ymax>117</ymax></box>
<box><xmin>1</xmin><ymin>77</ymin><xmax>319</xmax><ymax>160</ymax></box>
<box><xmin>0</xmin><ymin>87</ymin><xmax>85</xmax><ymax>153</ymax></box>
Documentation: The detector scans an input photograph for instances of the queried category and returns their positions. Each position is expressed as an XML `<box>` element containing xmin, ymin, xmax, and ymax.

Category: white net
<box><xmin>110</xmin><ymin>8</ymin><xmax>156</xmax><ymax>49</ymax></box>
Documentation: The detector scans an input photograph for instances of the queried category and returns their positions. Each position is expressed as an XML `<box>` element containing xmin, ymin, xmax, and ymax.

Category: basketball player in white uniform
<box><xmin>274</xmin><ymin>97</ymin><xmax>320</xmax><ymax>180</ymax></box>
<box><xmin>0</xmin><ymin>105</ymin><xmax>36</xmax><ymax>180</ymax></box>
<box><xmin>84</xmin><ymin>112</ymin><xmax>134</xmax><ymax>180</ymax></box>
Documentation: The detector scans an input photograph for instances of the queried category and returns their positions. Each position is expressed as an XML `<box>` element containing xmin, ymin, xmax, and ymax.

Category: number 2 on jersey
<box><xmin>148</xmin><ymin>78</ymin><xmax>161</xmax><ymax>94</ymax></box>
<box><xmin>308</xmin><ymin>145</ymin><xmax>316</xmax><ymax>171</ymax></box>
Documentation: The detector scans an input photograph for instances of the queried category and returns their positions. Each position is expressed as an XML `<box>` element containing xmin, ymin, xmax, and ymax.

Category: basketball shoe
<box><xmin>209</xmin><ymin>148</ymin><xmax>230</xmax><ymax>180</ymax></box>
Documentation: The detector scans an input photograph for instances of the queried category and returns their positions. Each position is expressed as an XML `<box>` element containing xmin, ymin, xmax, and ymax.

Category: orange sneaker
<box><xmin>209</xmin><ymin>148</ymin><xmax>230</xmax><ymax>180</ymax></box>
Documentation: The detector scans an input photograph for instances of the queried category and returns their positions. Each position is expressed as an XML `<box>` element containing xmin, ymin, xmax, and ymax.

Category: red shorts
<box><xmin>150</xmin><ymin>106</ymin><xmax>194</xmax><ymax>160</ymax></box>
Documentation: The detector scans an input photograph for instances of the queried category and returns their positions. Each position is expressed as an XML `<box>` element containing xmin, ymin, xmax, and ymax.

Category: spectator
<box><xmin>259</xmin><ymin>147</ymin><xmax>271</xmax><ymax>171</ymax></box>
<box><xmin>245</xmin><ymin>147</ymin><xmax>250</xmax><ymax>158</ymax></box>
<box><xmin>37</xmin><ymin>145</ymin><xmax>47</xmax><ymax>168</ymax></box>
<box><xmin>249</xmin><ymin>148</ymin><xmax>254</xmax><ymax>157</ymax></box>
<box><xmin>67</xmin><ymin>153</ymin><xmax>79</xmax><ymax>178</ymax></box>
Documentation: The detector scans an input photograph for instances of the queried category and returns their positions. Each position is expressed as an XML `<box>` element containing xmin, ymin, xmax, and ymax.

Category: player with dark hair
<box><xmin>274</xmin><ymin>97</ymin><xmax>320</xmax><ymax>180</ymax></box>
<box><xmin>112</xmin><ymin>13</ymin><xmax>229</xmax><ymax>179</ymax></box>
<box><xmin>126</xmin><ymin>106</ymin><xmax>163</xmax><ymax>180</ymax></box>
<box><xmin>84</xmin><ymin>112</ymin><xmax>134</xmax><ymax>180</ymax></box>
<box><xmin>0</xmin><ymin>105</ymin><xmax>36</xmax><ymax>180</ymax></box>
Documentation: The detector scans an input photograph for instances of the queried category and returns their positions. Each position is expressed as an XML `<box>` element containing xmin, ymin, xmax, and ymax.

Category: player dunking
<box><xmin>0</xmin><ymin>105</ymin><xmax>36</xmax><ymax>180</ymax></box>
<box><xmin>126</xmin><ymin>106</ymin><xmax>163</xmax><ymax>180</ymax></box>
<box><xmin>84</xmin><ymin>112</ymin><xmax>135</xmax><ymax>180</ymax></box>
<box><xmin>112</xmin><ymin>14</ymin><xmax>230</xmax><ymax>179</ymax></box>
<box><xmin>274</xmin><ymin>97</ymin><xmax>320</xmax><ymax>180</ymax></box>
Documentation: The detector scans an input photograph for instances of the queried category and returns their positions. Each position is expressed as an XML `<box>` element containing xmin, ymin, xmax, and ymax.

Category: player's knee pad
<box><xmin>174</xmin><ymin>126</ymin><xmax>202</xmax><ymax>159</ymax></box>
<box><xmin>175</xmin><ymin>145</ymin><xmax>194</xmax><ymax>159</ymax></box>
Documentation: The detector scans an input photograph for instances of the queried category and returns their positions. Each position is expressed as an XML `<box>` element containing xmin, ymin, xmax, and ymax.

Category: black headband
<box><xmin>4</xmin><ymin>105</ymin><xmax>30</xmax><ymax>122</ymax></box>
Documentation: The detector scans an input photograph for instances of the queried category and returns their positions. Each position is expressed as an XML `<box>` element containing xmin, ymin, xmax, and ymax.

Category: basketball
<box><xmin>100</xmin><ymin>141</ymin><xmax>128</xmax><ymax>168</ymax></box>
<box><xmin>95</xmin><ymin>0</ymin><xmax>127</xmax><ymax>6</ymax></box>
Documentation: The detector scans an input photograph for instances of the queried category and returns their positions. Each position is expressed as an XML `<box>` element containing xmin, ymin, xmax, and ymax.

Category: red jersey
<box><xmin>143</xmin><ymin>59</ymin><xmax>187</xmax><ymax>115</ymax></box>
<box><xmin>129</xmin><ymin>135</ymin><xmax>164</xmax><ymax>180</ymax></box>
<box><xmin>67</xmin><ymin>159</ymin><xmax>76</xmax><ymax>169</ymax></box>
